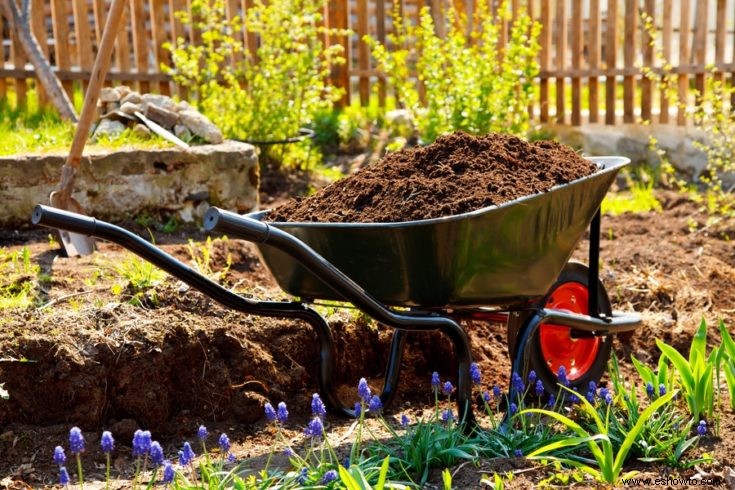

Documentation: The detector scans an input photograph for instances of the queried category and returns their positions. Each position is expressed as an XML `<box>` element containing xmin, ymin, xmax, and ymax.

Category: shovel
<box><xmin>49</xmin><ymin>0</ymin><xmax>127</xmax><ymax>256</ymax></box>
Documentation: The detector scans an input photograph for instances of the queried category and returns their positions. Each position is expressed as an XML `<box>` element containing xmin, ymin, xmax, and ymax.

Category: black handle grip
<box><xmin>203</xmin><ymin>207</ymin><xmax>270</xmax><ymax>243</ymax></box>
<box><xmin>32</xmin><ymin>204</ymin><xmax>97</xmax><ymax>236</ymax></box>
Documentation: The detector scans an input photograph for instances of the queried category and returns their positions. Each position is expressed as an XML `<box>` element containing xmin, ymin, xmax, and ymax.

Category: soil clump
<box><xmin>269</xmin><ymin>132</ymin><xmax>597</xmax><ymax>222</ymax></box>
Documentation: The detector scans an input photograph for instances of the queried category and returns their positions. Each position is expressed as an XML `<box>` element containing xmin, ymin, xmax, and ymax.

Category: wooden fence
<box><xmin>1</xmin><ymin>0</ymin><xmax>734</xmax><ymax>126</ymax></box>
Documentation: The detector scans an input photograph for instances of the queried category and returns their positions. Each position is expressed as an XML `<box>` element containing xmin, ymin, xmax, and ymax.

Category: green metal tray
<box><xmin>252</xmin><ymin>156</ymin><xmax>629</xmax><ymax>308</ymax></box>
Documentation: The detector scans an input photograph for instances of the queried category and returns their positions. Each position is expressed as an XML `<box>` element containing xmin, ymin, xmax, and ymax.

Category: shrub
<box><xmin>365</xmin><ymin>0</ymin><xmax>540</xmax><ymax>143</ymax></box>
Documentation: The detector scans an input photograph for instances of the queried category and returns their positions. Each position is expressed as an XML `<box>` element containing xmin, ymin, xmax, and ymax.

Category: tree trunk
<box><xmin>1</xmin><ymin>0</ymin><xmax>78</xmax><ymax>121</ymax></box>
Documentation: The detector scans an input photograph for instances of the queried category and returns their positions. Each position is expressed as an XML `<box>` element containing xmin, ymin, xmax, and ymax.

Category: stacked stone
<box><xmin>94</xmin><ymin>86</ymin><xmax>224</xmax><ymax>145</ymax></box>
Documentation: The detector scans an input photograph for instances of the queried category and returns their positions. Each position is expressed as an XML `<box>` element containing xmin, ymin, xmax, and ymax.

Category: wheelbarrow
<box><xmin>32</xmin><ymin>156</ymin><xmax>641</xmax><ymax>425</ymax></box>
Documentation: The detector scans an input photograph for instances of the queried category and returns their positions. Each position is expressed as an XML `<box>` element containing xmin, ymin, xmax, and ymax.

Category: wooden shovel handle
<box><xmin>59</xmin><ymin>0</ymin><xmax>127</xmax><ymax>193</ymax></box>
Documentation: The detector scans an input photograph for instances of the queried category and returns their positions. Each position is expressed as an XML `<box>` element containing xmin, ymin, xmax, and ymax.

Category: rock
<box><xmin>173</xmin><ymin>124</ymin><xmax>192</xmax><ymax>141</ymax></box>
<box><xmin>99</xmin><ymin>87</ymin><xmax>121</xmax><ymax>103</ymax></box>
<box><xmin>141</xmin><ymin>93</ymin><xmax>177</xmax><ymax>112</ymax></box>
<box><xmin>144</xmin><ymin>104</ymin><xmax>179</xmax><ymax>129</ymax></box>
<box><xmin>121</xmin><ymin>92</ymin><xmax>143</xmax><ymax>105</ymax></box>
<box><xmin>132</xmin><ymin>123</ymin><xmax>151</xmax><ymax>137</ymax></box>
<box><xmin>176</xmin><ymin>100</ymin><xmax>192</xmax><ymax>111</ymax></box>
<box><xmin>93</xmin><ymin>118</ymin><xmax>126</xmax><ymax>139</ymax></box>
<box><xmin>120</xmin><ymin>101</ymin><xmax>143</xmax><ymax>115</ymax></box>
<box><xmin>116</xmin><ymin>85</ymin><xmax>133</xmax><ymax>99</ymax></box>
<box><xmin>386</xmin><ymin>109</ymin><xmax>415</xmax><ymax>138</ymax></box>
<box><xmin>179</xmin><ymin>109</ymin><xmax>223</xmax><ymax>144</ymax></box>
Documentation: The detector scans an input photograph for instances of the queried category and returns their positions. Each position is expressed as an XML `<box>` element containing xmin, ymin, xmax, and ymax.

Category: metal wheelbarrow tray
<box><xmin>32</xmin><ymin>156</ymin><xmax>641</xmax><ymax>427</ymax></box>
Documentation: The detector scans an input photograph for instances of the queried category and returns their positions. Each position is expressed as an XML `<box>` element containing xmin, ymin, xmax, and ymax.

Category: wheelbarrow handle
<box><xmin>33</xmin><ymin>204</ymin><xmax>98</xmax><ymax>236</ymax></box>
<box><xmin>204</xmin><ymin>207</ymin><xmax>270</xmax><ymax>243</ymax></box>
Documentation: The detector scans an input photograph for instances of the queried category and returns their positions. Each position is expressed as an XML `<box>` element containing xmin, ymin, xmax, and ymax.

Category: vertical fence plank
<box><xmin>714</xmin><ymin>0</ymin><xmax>726</xmax><ymax>85</ymax></box>
<box><xmin>93</xmin><ymin>0</ymin><xmax>106</xmax><ymax>43</ymax></box>
<box><xmin>659</xmin><ymin>0</ymin><xmax>672</xmax><ymax>123</ymax></box>
<box><xmin>375</xmin><ymin>0</ymin><xmax>386</xmax><ymax>106</ymax></box>
<box><xmin>150</xmin><ymin>0</ymin><xmax>170</xmax><ymax>94</ymax></box>
<box><xmin>0</xmin><ymin>13</ymin><xmax>6</xmax><ymax>99</ymax></box>
<box><xmin>526</xmin><ymin>0</ymin><xmax>535</xmax><ymax>119</ymax></box>
<box><xmin>571</xmin><ymin>0</ymin><xmax>582</xmax><ymax>125</ymax></box>
<box><xmin>10</xmin><ymin>15</ymin><xmax>27</xmax><ymax>107</ymax></box>
<box><xmin>640</xmin><ymin>0</ymin><xmax>654</xmax><ymax>121</ymax></box>
<box><xmin>539</xmin><ymin>0</ymin><xmax>551</xmax><ymax>122</ymax></box>
<box><xmin>51</xmin><ymin>0</ymin><xmax>74</xmax><ymax>98</ymax></box>
<box><xmin>116</xmin><ymin>3</ymin><xmax>132</xmax><ymax>76</ymax></box>
<box><xmin>692</xmin><ymin>0</ymin><xmax>708</xmax><ymax>99</ymax></box>
<box><xmin>131</xmin><ymin>0</ymin><xmax>150</xmax><ymax>93</ymax></box>
<box><xmin>168</xmin><ymin>0</ymin><xmax>187</xmax><ymax>98</ymax></box>
<box><xmin>225</xmin><ymin>0</ymin><xmax>243</xmax><ymax>66</ymax></box>
<box><xmin>357</xmin><ymin>0</ymin><xmax>370</xmax><ymax>105</ymax></box>
<box><xmin>622</xmin><ymin>0</ymin><xmax>636</xmax><ymax>123</ymax></box>
<box><xmin>31</xmin><ymin>0</ymin><xmax>50</xmax><ymax>106</ymax></box>
<box><xmin>72</xmin><ymin>0</ymin><xmax>95</xmax><ymax>93</ymax></box>
<box><xmin>588</xmin><ymin>0</ymin><xmax>600</xmax><ymax>123</ymax></box>
<box><xmin>677</xmin><ymin>0</ymin><xmax>690</xmax><ymax>125</ymax></box>
<box><xmin>327</xmin><ymin>0</ymin><xmax>350</xmax><ymax>106</ymax></box>
<box><xmin>555</xmin><ymin>0</ymin><xmax>566</xmax><ymax>124</ymax></box>
<box><xmin>605</xmin><ymin>0</ymin><xmax>617</xmax><ymax>124</ymax></box>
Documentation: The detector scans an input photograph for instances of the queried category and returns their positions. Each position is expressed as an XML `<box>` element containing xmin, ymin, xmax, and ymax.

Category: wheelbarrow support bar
<box><xmin>204</xmin><ymin>207</ymin><xmax>476</xmax><ymax>427</ymax></box>
<box><xmin>31</xmin><ymin>204</ymin><xmax>350</xmax><ymax>416</ymax></box>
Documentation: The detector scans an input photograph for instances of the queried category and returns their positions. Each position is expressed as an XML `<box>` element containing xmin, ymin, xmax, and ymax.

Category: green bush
<box><xmin>365</xmin><ymin>0</ymin><xmax>540</xmax><ymax>143</ymax></box>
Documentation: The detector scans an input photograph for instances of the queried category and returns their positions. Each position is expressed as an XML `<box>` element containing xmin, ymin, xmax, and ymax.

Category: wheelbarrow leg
<box><xmin>439</xmin><ymin>323</ymin><xmax>476</xmax><ymax>430</ymax></box>
<box><xmin>508</xmin><ymin>312</ymin><xmax>544</xmax><ymax>404</ymax></box>
<box><xmin>378</xmin><ymin>329</ymin><xmax>408</xmax><ymax>409</ymax></box>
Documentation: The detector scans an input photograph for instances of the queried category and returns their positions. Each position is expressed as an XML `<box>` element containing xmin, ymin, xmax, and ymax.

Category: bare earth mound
<box><xmin>268</xmin><ymin>132</ymin><xmax>597</xmax><ymax>223</ymax></box>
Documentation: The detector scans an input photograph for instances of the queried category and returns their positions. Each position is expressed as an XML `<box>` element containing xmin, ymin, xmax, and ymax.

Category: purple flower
<box><xmin>568</xmin><ymin>394</ymin><xmax>580</xmax><ymax>404</ymax></box>
<box><xmin>277</xmin><ymin>402</ymin><xmax>289</xmax><ymax>424</ymax></box>
<box><xmin>178</xmin><ymin>450</ymin><xmax>188</xmax><ymax>466</ymax></box>
<box><xmin>442</xmin><ymin>381</ymin><xmax>454</xmax><ymax>396</ymax></box>
<box><xmin>163</xmin><ymin>460</ymin><xmax>175</xmax><ymax>483</ymax></box>
<box><xmin>53</xmin><ymin>446</ymin><xmax>66</xmax><ymax>466</ymax></box>
<box><xmin>599</xmin><ymin>387</ymin><xmax>610</xmax><ymax>401</ymax></box>
<box><xmin>470</xmin><ymin>363</ymin><xmax>482</xmax><ymax>385</ymax></box>
<box><xmin>219</xmin><ymin>433</ymin><xmax>231</xmax><ymax>453</ymax></box>
<box><xmin>535</xmin><ymin>380</ymin><xmax>544</xmax><ymax>397</ymax></box>
<box><xmin>132</xmin><ymin>430</ymin><xmax>152</xmax><ymax>457</ymax></box>
<box><xmin>368</xmin><ymin>395</ymin><xmax>383</xmax><ymax>412</ymax></box>
<box><xmin>182</xmin><ymin>442</ymin><xmax>196</xmax><ymax>463</ymax></box>
<box><xmin>586</xmin><ymin>391</ymin><xmax>596</xmax><ymax>404</ymax></box>
<box><xmin>284</xmin><ymin>447</ymin><xmax>295</xmax><ymax>457</ymax></box>
<box><xmin>482</xmin><ymin>391</ymin><xmax>491</xmax><ymax>402</ymax></box>
<box><xmin>493</xmin><ymin>385</ymin><xmax>501</xmax><ymax>399</ymax></box>
<box><xmin>298</xmin><ymin>467</ymin><xmax>309</xmax><ymax>485</ymax></box>
<box><xmin>322</xmin><ymin>470</ymin><xmax>338</xmax><ymax>484</ymax></box>
<box><xmin>401</xmin><ymin>414</ymin><xmax>410</xmax><ymax>428</ymax></box>
<box><xmin>604</xmin><ymin>392</ymin><xmax>614</xmax><ymax>405</ymax></box>
<box><xmin>150</xmin><ymin>441</ymin><xmax>164</xmax><ymax>466</ymax></box>
<box><xmin>514</xmin><ymin>449</ymin><xmax>523</xmax><ymax>457</ymax></box>
<box><xmin>342</xmin><ymin>457</ymin><xmax>350</xmax><ymax>468</ymax></box>
<box><xmin>69</xmin><ymin>427</ymin><xmax>85</xmax><ymax>454</ymax></box>
<box><xmin>511</xmin><ymin>372</ymin><xmax>524</xmax><ymax>393</ymax></box>
<box><xmin>431</xmin><ymin>372</ymin><xmax>441</xmax><ymax>392</ymax></box>
<box><xmin>354</xmin><ymin>402</ymin><xmax>361</xmax><ymax>417</ymax></box>
<box><xmin>311</xmin><ymin>393</ymin><xmax>327</xmax><ymax>419</ymax></box>
<box><xmin>646</xmin><ymin>382</ymin><xmax>654</xmax><ymax>398</ymax></box>
<box><xmin>588</xmin><ymin>381</ymin><xmax>597</xmax><ymax>393</ymax></box>
<box><xmin>228</xmin><ymin>453</ymin><xmax>236</xmax><ymax>463</ymax></box>
<box><xmin>659</xmin><ymin>384</ymin><xmax>667</xmax><ymax>396</ymax></box>
<box><xmin>305</xmin><ymin>417</ymin><xmax>324</xmax><ymax>439</ymax></box>
<box><xmin>557</xmin><ymin>365</ymin><xmax>569</xmax><ymax>386</ymax></box>
<box><xmin>441</xmin><ymin>409</ymin><xmax>454</xmax><ymax>423</ymax></box>
<box><xmin>100</xmin><ymin>431</ymin><xmax>114</xmax><ymax>454</ymax></box>
<box><xmin>697</xmin><ymin>420</ymin><xmax>707</xmax><ymax>436</ymax></box>
<box><xmin>547</xmin><ymin>394</ymin><xmax>556</xmax><ymax>407</ymax></box>
<box><xmin>528</xmin><ymin>370</ymin><xmax>537</xmax><ymax>385</ymax></box>
<box><xmin>59</xmin><ymin>466</ymin><xmax>70</xmax><ymax>485</ymax></box>
<box><xmin>197</xmin><ymin>425</ymin><xmax>208</xmax><ymax>441</ymax></box>
<box><xmin>264</xmin><ymin>403</ymin><xmax>277</xmax><ymax>422</ymax></box>
<box><xmin>509</xmin><ymin>402</ymin><xmax>518</xmax><ymax>415</ymax></box>
<box><xmin>358</xmin><ymin>378</ymin><xmax>371</xmax><ymax>402</ymax></box>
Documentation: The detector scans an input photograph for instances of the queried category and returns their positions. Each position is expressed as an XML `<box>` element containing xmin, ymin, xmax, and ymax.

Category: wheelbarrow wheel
<box><xmin>513</xmin><ymin>262</ymin><xmax>613</xmax><ymax>394</ymax></box>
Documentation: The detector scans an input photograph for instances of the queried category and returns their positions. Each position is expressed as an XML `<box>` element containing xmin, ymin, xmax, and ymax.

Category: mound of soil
<box><xmin>269</xmin><ymin>132</ymin><xmax>597</xmax><ymax>223</ymax></box>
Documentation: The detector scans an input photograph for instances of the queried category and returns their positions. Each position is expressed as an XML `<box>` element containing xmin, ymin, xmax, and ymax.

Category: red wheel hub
<box><xmin>539</xmin><ymin>282</ymin><xmax>600</xmax><ymax>381</ymax></box>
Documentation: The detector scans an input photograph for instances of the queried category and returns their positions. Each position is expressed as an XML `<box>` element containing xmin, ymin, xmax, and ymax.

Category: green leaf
<box><xmin>719</xmin><ymin>320</ymin><xmax>735</xmax><ymax>360</ymax></box>
<box><xmin>632</xmin><ymin>356</ymin><xmax>655</xmax><ymax>386</ymax></box>
<box><xmin>528</xmin><ymin>434</ymin><xmax>609</xmax><ymax>457</ymax></box>
<box><xmin>376</xmin><ymin>455</ymin><xmax>390</xmax><ymax>490</ymax></box>
<box><xmin>442</xmin><ymin>468</ymin><xmax>452</xmax><ymax>490</ymax></box>
<box><xmin>522</xmin><ymin>409</ymin><xmax>606</xmax><ymax>464</ymax></box>
<box><xmin>338</xmin><ymin>465</ymin><xmax>364</xmax><ymax>490</ymax></box>
<box><xmin>657</xmin><ymin>340</ymin><xmax>695</xmax><ymax>391</ymax></box>
<box><xmin>689</xmin><ymin>318</ymin><xmax>708</xmax><ymax>367</ymax></box>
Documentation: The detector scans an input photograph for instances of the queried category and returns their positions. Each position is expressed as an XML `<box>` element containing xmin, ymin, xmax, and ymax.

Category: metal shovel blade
<box><xmin>48</xmin><ymin>191</ymin><xmax>96</xmax><ymax>257</ymax></box>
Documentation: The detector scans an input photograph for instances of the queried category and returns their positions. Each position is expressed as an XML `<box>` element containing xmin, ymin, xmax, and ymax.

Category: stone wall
<box><xmin>0</xmin><ymin>141</ymin><xmax>258</xmax><ymax>227</ymax></box>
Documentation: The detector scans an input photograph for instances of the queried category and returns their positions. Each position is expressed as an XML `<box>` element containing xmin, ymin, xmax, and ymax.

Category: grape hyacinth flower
<box><xmin>182</xmin><ymin>442</ymin><xmax>196</xmax><ymax>463</ymax></box>
<box><xmin>358</xmin><ymin>378</ymin><xmax>372</xmax><ymax>403</ymax></box>
<box><xmin>493</xmin><ymin>385</ymin><xmax>501</xmax><ymax>400</ymax></box>
<box><xmin>150</xmin><ymin>441</ymin><xmax>164</xmax><ymax>466</ymax></box>
<box><xmin>557</xmin><ymin>365</ymin><xmax>569</xmax><ymax>386</ymax></box>
<box><xmin>442</xmin><ymin>381</ymin><xmax>454</xmax><ymax>396</ymax></box>
<box><xmin>431</xmin><ymin>372</ymin><xmax>441</xmax><ymax>393</ymax></box>
<box><xmin>599</xmin><ymin>387</ymin><xmax>610</xmax><ymax>401</ymax></box>
<box><xmin>342</xmin><ymin>457</ymin><xmax>350</xmax><ymax>469</ymax></box>
<box><xmin>284</xmin><ymin>447</ymin><xmax>295</xmax><ymax>458</ymax></box>
<box><xmin>311</xmin><ymin>393</ymin><xmax>327</xmax><ymax>420</ymax></box>
<box><xmin>509</xmin><ymin>402</ymin><xmax>518</xmax><ymax>415</ymax></box>
<box><xmin>604</xmin><ymin>391</ymin><xmax>614</xmax><ymax>405</ymax></box>
<box><xmin>197</xmin><ymin>425</ymin><xmax>208</xmax><ymax>441</ymax></box>
<box><xmin>646</xmin><ymin>382</ymin><xmax>655</xmax><ymax>398</ymax></box>
<box><xmin>354</xmin><ymin>402</ymin><xmax>361</xmax><ymax>417</ymax></box>
<box><xmin>69</xmin><ymin>427</ymin><xmax>85</xmax><ymax>454</ymax></box>
<box><xmin>228</xmin><ymin>453</ymin><xmax>236</xmax><ymax>463</ymax></box>
<box><xmin>368</xmin><ymin>395</ymin><xmax>383</xmax><ymax>413</ymax></box>
<box><xmin>298</xmin><ymin>467</ymin><xmax>309</xmax><ymax>485</ymax></box>
<box><xmin>547</xmin><ymin>394</ymin><xmax>556</xmax><ymax>408</ymax></box>
<box><xmin>697</xmin><ymin>420</ymin><xmax>707</xmax><ymax>436</ymax></box>
<box><xmin>219</xmin><ymin>433</ymin><xmax>231</xmax><ymax>454</ymax></box>
<box><xmin>528</xmin><ymin>370</ymin><xmax>537</xmax><ymax>385</ymax></box>
<box><xmin>59</xmin><ymin>466</ymin><xmax>70</xmax><ymax>485</ymax></box>
<box><xmin>568</xmin><ymin>394</ymin><xmax>580</xmax><ymax>405</ymax></box>
<box><xmin>482</xmin><ymin>391</ymin><xmax>491</xmax><ymax>403</ymax></box>
<box><xmin>132</xmin><ymin>430</ymin><xmax>152</xmax><ymax>456</ymax></box>
<box><xmin>441</xmin><ymin>409</ymin><xmax>454</xmax><ymax>423</ymax></box>
<box><xmin>162</xmin><ymin>461</ymin><xmax>175</xmax><ymax>484</ymax></box>
<box><xmin>470</xmin><ymin>363</ymin><xmax>482</xmax><ymax>385</ymax></box>
<box><xmin>535</xmin><ymin>380</ymin><xmax>544</xmax><ymax>397</ymax></box>
<box><xmin>322</xmin><ymin>470</ymin><xmax>338</xmax><ymax>484</ymax></box>
<box><xmin>659</xmin><ymin>384</ymin><xmax>667</xmax><ymax>396</ymax></box>
<box><xmin>178</xmin><ymin>450</ymin><xmax>189</xmax><ymax>466</ymax></box>
<box><xmin>401</xmin><ymin>414</ymin><xmax>410</xmax><ymax>428</ymax></box>
<box><xmin>53</xmin><ymin>446</ymin><xmax>66</xmax><ymax>466</ymax></box>
<box><xmin>514</xmin><ymin>449</ymin><xmax>523</xmax><ymax>457</ymax></box>
<box><xmin>277</xmin><ymin>402</ymin><xmax>289</xmax><ymax>424</ymax></box>
<box><xmin>588</xmin><ymin>381</ymin><xmax>597</xmax><ymax>393</ymax></box>
<box><xmin>586</xmin><ymin>391</ymin><xmax>596</xmax><ymax>404</ymax></box>
<box><xmin>305</xmin><ymin>417</ymin><xmax>324</xmax><ymax>439</ymax></box>
<box><xmin>264</xmin><ymin>403</ymin><xmax>277</xmax><ymax>423</ymax></box>
<box><xmin>100</xmin><ymin>431</ymin><xmax>114</xmax><ymax>454</ymax></box>
<box><xmin>511</xmin><ymin>372</ymin><xmax>524</xmax><ymax>393</ymax></box>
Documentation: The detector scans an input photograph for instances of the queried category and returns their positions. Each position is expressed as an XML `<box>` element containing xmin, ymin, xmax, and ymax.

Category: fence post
<box><xmin>677</xmin><ymin>0</ymin><xmax>690</xmax><ymax>125</ymax></box>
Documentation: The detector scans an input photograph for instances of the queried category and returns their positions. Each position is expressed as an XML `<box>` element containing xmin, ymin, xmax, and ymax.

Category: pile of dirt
<box><xmin>268</xmin><ymin>132</ymin><xmax>597</xmax><ymax>223</ymax></box>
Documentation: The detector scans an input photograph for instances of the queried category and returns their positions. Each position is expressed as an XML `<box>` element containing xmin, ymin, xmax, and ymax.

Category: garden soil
<box><xmin>268</xmin><ymin>132</ymin><xmax>597</xmax><ymax>222</ymax></box>
<box><xmin>0</xmin><ymin>178</ymin><xmax>734</xmax><ymax>486</ymax></box>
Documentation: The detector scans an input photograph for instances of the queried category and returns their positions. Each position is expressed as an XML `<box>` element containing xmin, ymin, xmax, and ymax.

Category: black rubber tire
<box><xmin>509</xmin><ymin>262</ymin><xmax>613</xmax><ymax>394</ymax></box>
